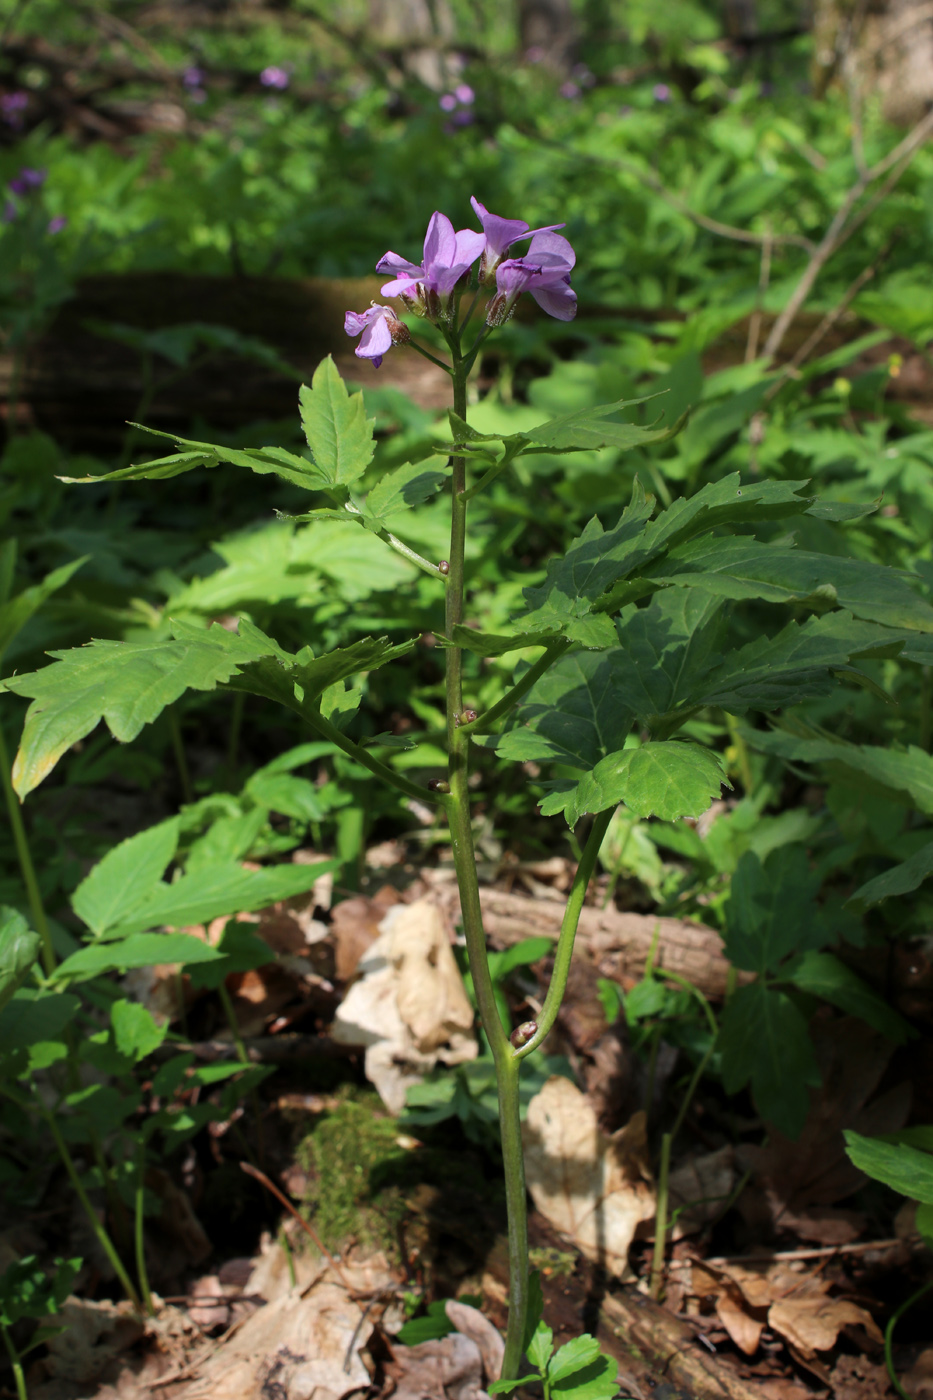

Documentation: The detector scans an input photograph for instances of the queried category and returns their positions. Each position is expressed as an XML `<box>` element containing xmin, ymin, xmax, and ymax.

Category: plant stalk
<box><xmin>0</xmin><ymin>721</ymin><xmax>56</xmax><ymax>977</ymax></box>
<box><xmin>443</xmin><ymin>338</ymin><xmax>528</xmax><ymax>1380</ymax></box>
<box><xmin>0</xmin><ymin>1324</ymin><xmax>27</xmax><ymax>1400</ymax></box>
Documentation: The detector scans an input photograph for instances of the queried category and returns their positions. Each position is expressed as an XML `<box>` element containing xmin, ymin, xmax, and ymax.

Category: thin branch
<box><xmin>763</xmin><ymin>104</ymin><xmax>933</xmax><ymax>361</ymax></box>
<box><xmin>744</xmin><ymin>229</ymin><xmax>772</xmax><ymax>363</ymax></box>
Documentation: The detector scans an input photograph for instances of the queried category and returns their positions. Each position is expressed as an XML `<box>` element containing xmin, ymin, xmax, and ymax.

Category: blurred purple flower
<box><xmin>9</xmin><ymin>167</ymin><xmax>45</xmax><ymax>195</ymax></box>
<box><xmin>560</xmin><ymin>82</ymin><xmax>580</xmax><ymax>100</ymax></box>
<box><xmin>47</xmin><ymin>216</ymin><xmax>67</xmax><ymax>234</ymax></box>
<box><xmin>2</xmin><ymin>201</ymin><xmax>16</xmax><ymax>224</ymax></box>
<box><xmin>260</xmin><ymin>66</ymin><xmax>290</xmax><ymax>90</ymax></box>
<box><xmin>439</xmin><ymin>93</ymin><xmax>458</xmax><ymax>112</ymax></box>
<box><xmin>344</xmin><ymin>304</ymin><xmax>408</xmax><ymax>368</ymax></box>
<box><xmin>652</xmin><ymin>83</ymin><xmax>671</xmax><ymax>102</ymax></box>
<box><xmin>1</xmin><ymin>91</ymin><xmax>27</xmax><ymax>127</ymax></box>
<box><xmin>454</xmin><ymin>83</ymin><xmax>474</xmax><ymax>104</ymax></box>
<box><xmin>489</xmin><ymin>231</ymin><xmax>577</xmax><ymax>323</ymax></box>
<box><xmin>470</xmin><ymin>197</ymin><xmax>565</xmax><ymax>283</ymax></box>
<box><xmin>182</xmin><ymin>67</ymin><xmax>205</xmax><ymax>88</ymax></box>
<box><xmin>377</xmin><ymin>212</ymin><xmax>485</xmax><ymax>314</ymax></box>
<box><xmin>450</xmin><ymin>109</ymin><xmax>474</xmax><ymax>127</ymax></box>
<box><xmin>525</xmin><ymin>46</ymin><xmax>545</xmax><ymax>63</ymax></box>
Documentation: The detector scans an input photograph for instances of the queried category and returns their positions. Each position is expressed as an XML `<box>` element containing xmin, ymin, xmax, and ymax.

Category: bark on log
<box><xmin>431</xmin><ymin>879</ymin><xmax>735</xmax><ymax>1000</ymax></box>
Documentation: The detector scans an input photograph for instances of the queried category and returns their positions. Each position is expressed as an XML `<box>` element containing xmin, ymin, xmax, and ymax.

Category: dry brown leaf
<box><xmin>44</xmin><ymin>1298</ymin><xmax>145</xmax><ymax>1383</ymax></box>
<box><xmin>331</xmin><ymin>897</ymin><xmax>477</xmax><ymax>1112</ymax></box>
<box><xmin>901</xmin><ymin>1349</ymin><xmax>933</xmax><ymax>1400</ymax></box>
<box><xmin>186</xmin><ymin>1274</ymin><xmax>229</xmax><ymax>1330</ymax></box>
<box><xmin>386</xmin><ymin>1333</ymin><xmax>489</xmax><ymax>1400</ymax></box>
<box><xmin>768</xmin><ymin>1291</ymin><xmax>882</xmax><ymax>1358</ymax></box>
<box><xmin>173</xmin><ymin>1278</ymin><xmax>371</xmax><ymax>1400</ymax></box>
<box><xmin>445</xmin><ymin>1300</ymin><xmax>504</xmax><ymax>1384</ymax></box>
<box><xmin>832</xmin><ymin>1353</ymin><xmax>897</xmax><ymax>1400</ymax></box>
<box><xmin>668</xmin><ymin>1145</ymin><xmax>735</xmax><ymax>1238</ymax></box>
<box><xmin>331</xmin><ymin>886</ymin><xmax>401</xmax><ymax>981</ymax></box>
<box><xmin>522</xmin><ymin>1076</ymin><xmax>655</xmax><ymax>1276</ymax></box>
<box><xmin>716</xmin><ymin>1288</ymin><xmax>764</xmax><ymax>1356</ymax></box>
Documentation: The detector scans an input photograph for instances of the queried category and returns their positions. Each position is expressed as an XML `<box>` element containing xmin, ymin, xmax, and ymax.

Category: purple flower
<box><xmin>47</xmin><ymin>216</ymin><xmax>67</xmax><ymax>234</ymax></box>
<box><xmin>439</xmin><ymin>93</ymin><xmax>457</xmax><ymax>112</ymax></box>
<box><xmin>652</xmin><ymin>83</ymin><xmax>671</xmax><ymax>102</ymax></box>
<box><xmin>559</xmin><ymin>82</ymin><xmax>580</xmax><ymax>100</ymax></box>
<box><xmin>469</xmin><ymin>196</ymin><xmax>565</xmax><ymax>283</ymax></box>
<box><xmin>1</xmin><ymin>91</ymin><xmax>27</xmax><ymax>127</ymax></box>
<box><xmin>344</xmin><ymin>303</ymin><xmax>409</xmax><ymax>368</ymax></box>
<box><xmin>377</xmin><ymin>211</ymin><xmax>486</xmax><ymax>316</ymax></box>
<box><xmin>489</xmin><ymin>231</ymin><xmax>577</xmax><ymax>324</ymax></box>
<box><xmin>9</xmin><ymin>167</ymin><xmax>45</xmax><ymax>196</ymax></box>
<box><xmin>454</xmin><ymin>83</ymin><xmax>475</xmax><ymax>105</ymax></box>
<box><xmin>182</xmin><ymin>66</ymin><xmax>205</xmax><ymax>88</ymax></box>
<box><xmin>260</xmin><ymin>66</ymin><xmax>290</xmax><ymax>89</ymax></box>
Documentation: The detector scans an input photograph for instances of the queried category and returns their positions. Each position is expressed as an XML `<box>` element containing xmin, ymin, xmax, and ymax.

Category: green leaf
<box><xmin>547</xmin><ymin>1334</ymin><xmax>601</xmax><ymax>1381</ymax></box>
<box><xmin>488</xmin><ymin>1379</ymin><xmax>530</xmax><ymax>1396</ymax></box>
<box><xmin>4</xmin><ymin>622</ymin><xmax>281</xmax><ymax>799</ymax></box>
<box><xmin>451</xmin><ymin>626</ymin><xmax>563</xmax><ymax>657</ymax></box>
<box><xmin>720</xmin><ymin>982</ymin><xmax>820</xmax><ymax>1138</ymax></box>
<box><xmin>527</xmin><ymin>1318</ymin><xmax>553</xmax><ymax>1372</ymax></box>
<box><xmin>521</xmin><ymin>395</ymin><xmax>685</xmax><ymax>452</ymax></box>
<box><xmin>71</xmin><ymin>818</ymin><xmax>180</xmax><ymax>936</ymax></box>
<box><xmin>848</xmin><ymin>840</ymin><xmax>933</xmax><ymax>907</ymax></box>
<box><xmin>541</xmin><ymin>741</ymin><xmax>727</xmax><ymax>828</ymax></box>
<box><xmin>745</xmin><ymin>731</ymin><xmax>933</xmax><ymax>816</ymax></box>
<box><xmin>186</xmin><ymin>922</ymin><xmax>277</xmax><ymax>990</ymax></box>
<box><xmin>497</xmin><ymin>649</ymin><xmax>636</xmax><ymax>770</ymax></box>
<box><xmin>724</xmin><ymin>848</ymin><xmax>826</xmax><ymax>974</ymax></box>
<box><xmin>59</xmin><ymin>447</ymin><xmax>218</xmax><ymax>484</ymax></box>
<box><xmin>244</xmin><ymin>772</ymin><xmax>330</xmax><ymax>822</ymax></box>
<box><xmin>917</xmin><ymin>1202</ymin><xmax>933</xmax><ymax>1243</ymax></box>
<box><xmin>0</xmin><ymin>990</ymin><xmax>80</xmax><ymax>1053</ymax></box>
<box><xmin>843</xmin><ymin>1130</ymin><xmax>933</xmax><ymax>1204</ymax></box>
<box><xmin>108</xmin><ymin>859</ymin><xmax>337</xmax><ymax>938</ymax></box>
<box><xmin>788</xmin><ymin>952</ymin><xmax>913</xmax><ymax>1043</ymax></box>
<box><xmin>0</xmin><ymin>908</ymin><xmax>41</xmax><ymax>1014</ymax></box>
<box><xmin>648</xmin><ymin>535</ymin><xmax>933</xmax><ymax>631</ymax></box>
<box><xmin>0</xmin><ymin>557</ymin><xmax>87</xmax><ymax>663</ymax></box>
<box><xmin>111</xmin><ymin>999</ymin><xmax>167</xmax><ymax>1061</ymax></box>
<box><xmin>299</xmin><ymin>355</ymin><xmax>374</xmax><ymax>487</ymax></box>
<box><xmin>51</xmin><ymin>933</ymin><xmax>223</xmax><ymax>984</ymax></box>
<box><xmin>396</xmin><ymin>1299</ymin><xmax>457</xmax><ymax>1346</ymax></box>
<box><xmin>364</xmin><ymin>460</ymin><xmax>450</xmax><ymax>522</ymax></box>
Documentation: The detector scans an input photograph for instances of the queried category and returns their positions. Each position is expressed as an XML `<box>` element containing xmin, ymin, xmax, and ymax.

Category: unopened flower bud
<box><xmin>438</xmin><ymin>560</ymin><xmax>450</xmax><ymax>575</ymax></box>
<box><xmin>427</xmin><ymin>778</ymin><xmax>450</xmax><ymax>794</ymax></box>
<box><xmin>460</xmin><ymin>709</ymin><xmax>477</xmax><ymax>724</ymax></box>
<box><xmin>510</xmin><ymin>1021</ymin><xmax>538</xmax><ymax>1049</ymax></box>
<box><xmin>486</xmin><ymin>292</ymin><xmax>514</xmax><ymax>328</ymax></box>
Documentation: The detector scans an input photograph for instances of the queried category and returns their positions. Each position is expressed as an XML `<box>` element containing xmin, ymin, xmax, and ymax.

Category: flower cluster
<box><xmin>2</xmin><ymin>167</ymin><xmax>67</xmax><ymax>234</ymax></box>
<box><xmin>344</xmin><ymin>199</ymin><xmax>576</xmax><ymax>367</ymax></box>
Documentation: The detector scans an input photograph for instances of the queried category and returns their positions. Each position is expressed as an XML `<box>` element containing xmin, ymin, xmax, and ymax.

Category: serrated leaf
<box><xmin>744</xmin><ymin>731</ymin><xmax>933</xmax><ymax>815</ymax></box>
<box><xmin>719</xmin><ymin>982</ymin><xmax>820</xmax><ymax>1138</ymax></box>
<box><xmin>0</xmin><ymin>557</ymin><xmax>87</xmax><ymax>662</ymax></box>
<box><xmin>848</xmin><ymin>840</ymin><xmax>933</xmax><ymax>907</ymax></box>
<box><xmin>51</xmin><ymin>933</ymin><xmax>223</xmax><ymax>984</ymax></box>
<box><xmin>71</xmin><ymin>818</ymin><xmax>180</xmax><ymax>936</ymax></box>
<box><xmin>724</xmin><ymin>847</ymin><xmax>826</xmax><ymax>974</ymax></box>
<box><xmin>59</xmin><ymin>447</ymin><xmax>218</xmax><ymax>484</ymax></box>
<box><xmin>789</xmin><ymin>952</ymin><xmax>912</xmax><ymax>1042</ymax></box>
<box><xmin>4</xmin><ymin>622</ymin><xmax>280</xmax><ymax>798</ymax></box>
<box><xmin>527</xmin><ymin>1319</ymin><xmax>553</xmax><ymax>1372</ymax></box>
<box><xmin>450</xmin><ymin>625</ymin><xmax>564</xmax><ymax>657</ymax></box>
<box><xmin>541</xmin><ymin>741</ymin><xmax>727</xmax><ymax>828</ymax></box>
<box><xmin>843</xmin><ymin>1130</ymin><xmax>933</xmax><ymax>1204</ymax></box>
<box><xmin>0</xmin><ymin>908</ymin><xmax>41</xmax><ymax>1014</ymax></box>
<box><xmin>364</xmin><ymin>460</ymin><xmax>449</xmax><ymax>521</ymax></box>
<box><xmin>497</xmin><ymin>649</ymin><xmax>636</xmax><ymax>769</ymax></box>
<box><xmin>108</xmin><ymin>859</ymin><xmax>337</xmax><ymax>939</ymax></box>
<box><xmin>521</xmin><ymin>396</ymin><xmax>684</xmax><ymax>452</ymax></box>
<box><xmin>648</xmin><ymin>535</ymin><xmax>933</xmax><ymax>631</ymax></box>
<box><xmin>547</xmin><ymin>1334</ymin><xmax>601</xmax><ymax>1382</ymax></box>
<box><xmin>299</xmin><ymin>355</ymin><xmax>374</xmax><ymax>486</ymax></box>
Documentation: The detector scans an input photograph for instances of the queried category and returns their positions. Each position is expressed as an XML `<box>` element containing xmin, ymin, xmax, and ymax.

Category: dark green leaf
<box><xmin>720</xmin><ymin>983</ymin><xmax>820</xmax><ymax>1138</ymax></box>
<box><xmin>0</xmin><ymin>557</ymin><xmax>87</xmax><ymax>662</ymax></box>
<box><xmin>186</xmin><ymin>922</ymin><xmax>277</xmax><ymax>989</ymax></box>
<box><xmin>497</xmin><ymin>649</ymin><xmax>636</xmax><ymax>770</ymax></box>
<box><xmin>365</xmin><ymin>460</ymin><xmax>450</xmax><ymax>521</ymax></box>
<box><xmin>788</xmin><ymin>952</ymin><xmax>913</xmax><ymax>1042</ymax></box>
<box><xmin>724</xmin><ymin>848</ymin><xmax>826</xmax><ymax>974</ymax></box>
<box><xmin>0</xmin><ymin>990</ymin><xmax>80</xmax><ymax>1053</ymax></box>
<box><xmin>541</xmin><ymin>741</ymin><xmax>727</xmax><ymax>828</ymax></box>
<box><xmin>0</xmin><ymin>908</ymin><xmax>41</xmax><ymax>1015</ymax></box>
<box><xmin>848</xmin><ymin>840</ymin><xmax>933</xmax><ymax>907</ymax></box>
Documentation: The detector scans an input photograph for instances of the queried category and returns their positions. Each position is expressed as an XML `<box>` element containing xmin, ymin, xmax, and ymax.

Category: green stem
<box><xmin>169</xmin><ymin>708</ymin><xmax>194</xmax><ymax>805</ymax></box>
<box><xmin>296</xmin><ymin>705</ymin><xmax>446</xmax><ymax>807</ymax></box>
<box><xmin>885</xmin><ymin>1278</ymin><xmax>933</xmax><ymax>1400</ymax></box>
<box><xmin>134</xmin><ymin>1138</ymin><xmax>154</xmax><ymax>1314</ymax></box>
<box><xmin>649</xmin><ymin>1131</ymin><xmax>672</xmax><ymax>1300</ymax></box>
<box><xmin>0</xmin><ymin>1323</ymin><xmax>27</xmax><ymax>1400</ymax></box>
<box><xmin>227</xmin><ymin>689</ymin><xmax>246</xmax><ymax>777</ymax></box>
<box><xmin>375</xmin><ymin>526</ymin><xmax>447</xmax><ymax>578</ymax></box>
<box><xmin>40</xmin><ymin>1107</ymin><xmax>142</xmax><ymax>1312</ymax></box>
<box><xmin>463</xmin><ymin>640</ymin><xmax>571</xmax><ymax>737</ymax></box>
<box><xmin>218</xmin><ymin>981</ymin><xmax>265</xmax><ymax>1164</ymax></box>
<box><xmin>408</xmin><ymin>338</ymin><xmax>453</xmax><ymax>374</ymax></box>
<box><xmin>443</xmin><ymin>341</ymin><xmax>528</xmax><ymax>1381</ymax></box>
<box><xmin>0</xmin><ymin>721</ymin><xmax>56</xmax><ymax>976</ymax></box>
<box><xmin>513</xmin><ymin>807</ymin><xmax>616</xmax><ymax>1062</ymax></box>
